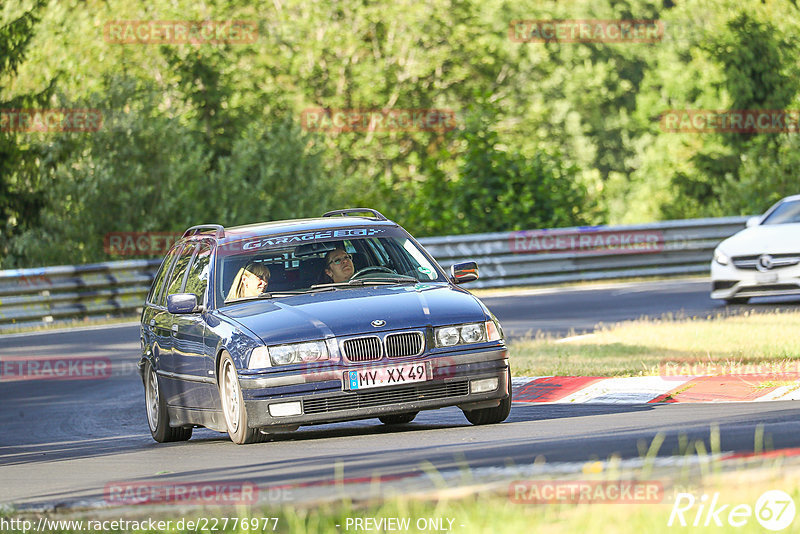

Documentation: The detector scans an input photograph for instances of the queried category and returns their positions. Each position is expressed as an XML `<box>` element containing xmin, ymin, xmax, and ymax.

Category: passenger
<box><xmin>323</xmin><ymin>248</ymin><xmax>355</xmax><ymax>283</ymax></box>
<box><xmin>226</xmin><ymin>262</ymin><xmax>270</xmax><ymax>301</ymax></box>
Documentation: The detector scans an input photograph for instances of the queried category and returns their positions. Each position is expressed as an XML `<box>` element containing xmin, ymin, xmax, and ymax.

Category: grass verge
<box><xmin>3</xmin><ymin>454</ymin><xmax>800</xmax><ymax>533</ymax></box>
<box><xmin>509</xmin><ymin>310</ymin><xmax>800</xmax><ymax>377</ymax></box>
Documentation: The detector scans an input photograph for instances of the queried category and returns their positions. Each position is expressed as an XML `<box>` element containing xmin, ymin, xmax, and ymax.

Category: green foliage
<box><xmin>719</xmin><ymin>133</ymin><xmax>800</xmax><ymax>215</ymax></box>
<box><xmin>9</xmin><ymin>77</ymin><xmax>332</xmax><ymax>265</ymax></box>
<box><xmin>623</xmin><ymin>0</ymin><xmax>800</xmax><ymax>222</ymax></box>
<box><xmin>2</xmin><ymin>0</ymin><xmax>799</xmax><ymax>267</ymax></box>
<box><xmin>705</xmin><ymin>12</ymin><xmax>795</xmax><ymax>112</ymax></box>
<box><xmin>0</xmin><ymin>0</ymin><xmax>53</xmax><ymax>266</ymax></box>
<box><xmin>208</xmin><ymin>117</ymin><xmax>336</xmax><ymax>226</ymax></box>
<box><xmin>454</xmin><ymin>100</ymin><xmax>589</xmax><ymax>233</ymax></box>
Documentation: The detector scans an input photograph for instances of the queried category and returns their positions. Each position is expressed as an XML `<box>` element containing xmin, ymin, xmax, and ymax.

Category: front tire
<box><xmin>463</xmin><ymin>369</ymin><xmax>512</xmax><ymax>425</ymax></box>
<box><xmin>145</xmin><ymin>362</ymin><xmax>192</xmax><ymax>443</ymax></box>
<box><xmin>219</xmin><ymin>352</ymin><xmax>267</xmax><ymax>444</ymax></box>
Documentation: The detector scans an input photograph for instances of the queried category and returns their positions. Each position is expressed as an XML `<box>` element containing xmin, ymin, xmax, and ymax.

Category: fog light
<box><xmin>470</xmin><ymin>377</ymin><xmax>499</xmax><ymax>393</ymax></box>
<box><xmin>268</xmin><ymin>401</ymin><xmax>302</xmax><ymax>417</ymax></box>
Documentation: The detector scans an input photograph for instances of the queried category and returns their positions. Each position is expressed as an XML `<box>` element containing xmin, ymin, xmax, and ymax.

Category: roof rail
<box><xmin>322</xmin><ymin>208</ymin><xmax>388</xmax><ymax>221</ymax></box>
<box><xmin>182</xmin><ymin>224</ymin><xmax>225</xmax><ymax>239</ymax></box>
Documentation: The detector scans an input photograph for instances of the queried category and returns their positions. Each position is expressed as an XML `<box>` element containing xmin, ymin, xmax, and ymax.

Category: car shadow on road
<box><xmin>9</xmin><ymin>402</ymin><xmax>800</xmax><ymax>511</ymax></box>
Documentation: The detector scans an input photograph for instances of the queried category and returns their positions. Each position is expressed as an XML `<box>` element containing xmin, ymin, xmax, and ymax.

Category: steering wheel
<box><xmin>351</xmin><ymin>266</ymin><xmax>396</xmax><ymax>279</ymax></box>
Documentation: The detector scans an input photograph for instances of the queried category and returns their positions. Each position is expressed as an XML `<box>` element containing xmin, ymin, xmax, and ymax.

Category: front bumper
<box><xmin>238</xmin><ymin>347</ymin><xmax>509</xmax><ymax>428</ymax></box>
<box><xmin>710</xmin><ymin>261</ymin><xmax>800</xmax><ymax>300</ymax></box>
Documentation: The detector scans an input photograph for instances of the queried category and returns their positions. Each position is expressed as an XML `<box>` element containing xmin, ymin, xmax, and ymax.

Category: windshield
<box><xmin>761</xmin><ymin>199</ymin><xmax>800</xmax><ymax>225</ymax></box>
<box><xmin>216</xmin><ymin>228</ymin><xmax>446</xmax><ymax>304</ymax></box>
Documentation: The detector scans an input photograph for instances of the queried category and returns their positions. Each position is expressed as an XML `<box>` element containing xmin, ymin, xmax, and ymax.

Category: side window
<box><xmin>184</xmin><ymin>242</ymin><xmax>212</xmax><ymax>304</ymax></box>
<box><xmin>165</xmin><ymin>243</ymin><xmax>197</xmax><ymax>297</ymax></box>
<box><xmin>148</xmin><ymin>246</ymin><xmax>181</xmax><ymax>305</ymax></box>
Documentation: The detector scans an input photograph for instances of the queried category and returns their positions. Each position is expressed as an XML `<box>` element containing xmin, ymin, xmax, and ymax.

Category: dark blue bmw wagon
<box><xmin>139</xmin><ymin>209</ymin><xmax>511</xmax><ymax>444</ymax></box>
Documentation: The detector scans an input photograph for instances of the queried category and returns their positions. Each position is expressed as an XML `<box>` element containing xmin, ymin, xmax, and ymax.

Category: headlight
<box><xmin>435</xmin><ymin>327</ymin><xmax>461</xmax><ymax>347</ymax></box>
<box><xmin>714</xmin><ymin>249</ymin><xmax>730</xmax><ymax>266</ymax></box>
<box><xmin>265</xmin><ymin>340</ymin><xmax>329</xmax><ymax>367</ymax></box>
<box><xmin>435</xmin><ymin>322</ymin><xmax>499</xmax><ymax>348</ymax></box>
<box><xmin>460</xmin><ymin>323</ymin><xmax>484</xmax><ymax>343</ymax></box>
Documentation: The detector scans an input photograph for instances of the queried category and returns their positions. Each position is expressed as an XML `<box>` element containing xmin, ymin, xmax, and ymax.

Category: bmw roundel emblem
<box><xmin>371</xmin><ymin>320</ymin><xmax>386</xmax><ymax>327</ymax></box>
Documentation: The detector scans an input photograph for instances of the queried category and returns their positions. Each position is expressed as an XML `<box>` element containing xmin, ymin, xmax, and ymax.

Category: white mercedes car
<box><xmin>711</xmin><ymin>194</ymin><xmax>800</xmax><ymax>304</ymax></box>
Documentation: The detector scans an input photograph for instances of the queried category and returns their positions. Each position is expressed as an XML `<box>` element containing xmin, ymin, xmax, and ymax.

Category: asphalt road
<box><xmin>1</xmin><ymin>279</ymin><xmax>799</xmax><ymax>510</ymax></box>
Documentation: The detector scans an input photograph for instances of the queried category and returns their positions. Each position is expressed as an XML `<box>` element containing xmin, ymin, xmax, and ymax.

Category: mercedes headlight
<box><xmin>713</xmin><ymin>248</ymin><xmax>730</xmax><ymax>266</ymax></box>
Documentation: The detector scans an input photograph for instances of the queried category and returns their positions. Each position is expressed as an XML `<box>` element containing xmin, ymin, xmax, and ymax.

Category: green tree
<box><xmin>404</xmin><ymin>99</ymin><xmax>591</xmax><ymax>235</ymax></box>
<box><xmin>0</xmin><ymin>0</ymin><xmax>54</xmax><ymax>267</ymax></box>
<box><xmin>621</xmin><ymin>0</ymin><xmax>799</xmax><ymax>221</ymax></box>
<box><xmin>11</xmin><ymin>76</ymin><xmax>334</xmax><ymax>266</ymax></box>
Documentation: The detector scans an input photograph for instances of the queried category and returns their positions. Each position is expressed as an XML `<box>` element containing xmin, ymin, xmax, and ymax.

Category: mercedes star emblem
<box><xmin>757</xmin><ymin>254</ymin><xmax>774</xmax><ymax>272</ymax></box>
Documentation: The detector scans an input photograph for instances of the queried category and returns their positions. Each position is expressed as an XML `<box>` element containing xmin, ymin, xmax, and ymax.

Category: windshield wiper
<box><xmin>310</xmin><ymin>276</ymin><xmax>418</xmax><ymax>289</ymax></box>
<box><xmin>227</xmin><ymin>287</ymin><xmax>338</xmax><ymax>302</ymax></box>
<box><xmin>262</xmin><ymin>287</ymin><xmax>339</xmax><ymax>297</ymax></box>
<box><xmin>350</xmin><ymin>276</ymin><xmax>418</xmax><ymax>285</ymax></box>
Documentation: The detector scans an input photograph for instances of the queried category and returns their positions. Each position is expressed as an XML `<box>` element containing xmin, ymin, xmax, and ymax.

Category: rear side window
<box><xmin>165</xmin><ymin>243</ymin><xmax>197</xmax><ymax>297</ymax></box>
<box><xmin>147</xmin><ymin>246</ymin><xmax>181</xmax><ymax>305</ymax></box>
<box><xmin>184</xmin><ymin>242</ymin><xmax>212</xmax><ymax>304</ymax></box>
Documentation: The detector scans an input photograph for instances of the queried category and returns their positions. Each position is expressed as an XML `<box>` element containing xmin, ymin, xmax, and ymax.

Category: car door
<box><xmin>171</xmin><ymin>241</ymin><xmax>216</xmax><ymax>410</ymax></box>
<box><xmin>145</xmin><ymin>244</ymin><xmax>183</xmax><ymax>381</ymax></box>
<box><xmin>160</xmin><ymin>243</ymin><xmax>197</xmax><ymax>406</ymax></box>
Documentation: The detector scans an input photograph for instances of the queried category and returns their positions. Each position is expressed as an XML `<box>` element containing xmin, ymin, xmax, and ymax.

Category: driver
<box><xmin>226</xmin><ymin>262</ymin><xmax>270</xmax><ymax>301</ymax></box>
<box><xmin>323</xmin><ymin>248</ymin><xmax>354</xmax><ymax>283</ymax></box>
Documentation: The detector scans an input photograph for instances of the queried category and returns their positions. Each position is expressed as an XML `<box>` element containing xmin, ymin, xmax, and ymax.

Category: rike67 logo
<box><xmin>669</xmin><ymin>490</ymin><xmax>796</xmax><ymax>531</ymax></box>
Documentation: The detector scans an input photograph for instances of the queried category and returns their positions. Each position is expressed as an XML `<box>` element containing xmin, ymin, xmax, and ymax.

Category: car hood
<box><xmin>717</xmin><ymin>224</ymin><xmax>800</xmax><ymax>256</ymax></box>
<box><xmin>218</xmin><ymin>283</ymin><xmax>488</xmax><ymax>345</ymax></box>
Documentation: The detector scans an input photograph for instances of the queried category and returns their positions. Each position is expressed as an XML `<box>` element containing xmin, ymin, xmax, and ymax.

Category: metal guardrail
<box><xmin>419</xmin><ymin>216</ymin><xmax>749</xmax><ymax>289</ymax></box>
<box><xmin>0</xmin><ymin>260</ymin><xmax>161</xmax><ymax>331</ymax></box>
<box><xmin>0</xmin><ymin>216</ymin><xmax>748</xmax><ymax>331</ymax></box>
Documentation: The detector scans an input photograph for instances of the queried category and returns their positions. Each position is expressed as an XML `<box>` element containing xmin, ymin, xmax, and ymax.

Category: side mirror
<box><xmin>450</xmin><ymin>261</ymin><xmax>479</xmax><ymax>284</ymax></box>
<box><xmin>745</xmin><ymin>216</ymin><xmax>760</xmax><ymax>228</ymax></box>
<box><xmin>167</xmin><ymin>293</ymin><xmax>200</xmax><ymax>314</ymax></box>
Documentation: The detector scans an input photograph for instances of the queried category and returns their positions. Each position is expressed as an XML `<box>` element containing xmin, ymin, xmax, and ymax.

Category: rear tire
<box><xmin>463</xmin><ymin>369</ymin><xmax>512</xmax><ymax>425</ymax></box>
<box><xmin>219</xmin><ymin>352</ymin><xmax>268</xmax><ymax>445</ymax></box>
<box><xmin>379</xmin><ymin>412</ymin><xmax>418</xmax><ymax>425</ymax></box>
<box><xmin>144</xmin><ymin>362</ymin><xmax>192</xmax><ymax>443</ymax></box>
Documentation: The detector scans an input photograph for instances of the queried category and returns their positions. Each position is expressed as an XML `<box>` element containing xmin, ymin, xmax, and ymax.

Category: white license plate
<box><xmin>755</xmin><ymin>272</ymin><xmax>778</xmax><ymax>284</ymax></box>
<box><xmin>344</xmin><ymin>362</ymin><xmax>429</xmax><ymax>390</ymax></box>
